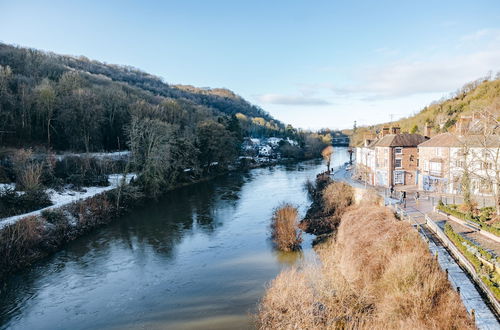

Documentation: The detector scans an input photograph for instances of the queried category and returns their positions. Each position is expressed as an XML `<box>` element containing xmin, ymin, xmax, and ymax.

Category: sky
<box><xmin>1</xmin><ymin>0</ymin><xmax>500</xmax><ymax>130</ymax></box>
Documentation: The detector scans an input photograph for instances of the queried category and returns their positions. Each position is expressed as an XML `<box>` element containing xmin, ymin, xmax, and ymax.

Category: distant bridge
<box><xmin>332</xmin><ymin>136</ymin><xmax>350</xmax><ymax>146</ymax></box>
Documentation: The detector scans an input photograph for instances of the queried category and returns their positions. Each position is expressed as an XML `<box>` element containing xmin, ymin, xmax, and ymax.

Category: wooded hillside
<box><xmin>0</xmin><ymin>43</ymin><xmax>286</xmax><ymax>152</ymax></box>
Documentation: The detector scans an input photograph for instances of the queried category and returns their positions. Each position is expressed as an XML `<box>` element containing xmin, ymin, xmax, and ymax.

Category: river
<box><xmin>0</xmin><ymin>148</ymin><xmax>350</xmax><ymax>330</ymax></box>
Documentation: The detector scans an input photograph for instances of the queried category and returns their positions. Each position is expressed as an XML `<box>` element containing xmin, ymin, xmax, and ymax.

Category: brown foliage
<box><xmin>12</xmin><ymin>149</ymin><xmax>44</xmax><ymax>191</ymax></box>
<box><xmin>271</xmin><ymin>204</ymin><xmax>302</xmax><ymax>252</ymax></box>
<box><xmin>322</xmin><ymin>181</ymin><xmax>353</xmax><ymax>217</ymax></box>
<box><xmin>0</xmin><ymin>216</ymin><xmax>43</xmax><ymax>275</ymax></box>
<box><xmin>258</xmin><ymin>205</ymin><xmax>475</xmax><ymax>329</ymax></box>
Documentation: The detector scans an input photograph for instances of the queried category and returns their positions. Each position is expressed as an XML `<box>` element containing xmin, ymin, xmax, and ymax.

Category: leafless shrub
<box><xmin>322</xmin><ymin>181</ymin><xmax>354</xmax><ymax>217</ymax></box>
<box><xmin>271</xmin><ymin>204</ymin><xmax>302</xmax><ymax>252</ymax></box>
<box><xmin>12</xmin><ymin>149</ymin><xmax>44</xmax><ymax>191</ymax></box>
<box><xmin>258</xmin><ymin>205</ymin><xmax>475</xmax><ymax>329</ymax></box>
<box><xmin>0</xmin><ymin>216</ymin><xmax>43</xmax><ymax>274</ymax></box>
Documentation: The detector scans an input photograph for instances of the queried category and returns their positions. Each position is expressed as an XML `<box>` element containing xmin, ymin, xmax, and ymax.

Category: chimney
<box><xmin>391</xmin><ymin>126</ymin><xmax>401</xmax><ymax>135</ymax></box>
<box><xmin>381</xmin><ymin>127</ymin><xmax>390</xmax><ymax>137</ymax></box>
<box><xmin>424</xmin><ymin>125</ymin><xmax>432</xmax><ymax>138</ymax></box>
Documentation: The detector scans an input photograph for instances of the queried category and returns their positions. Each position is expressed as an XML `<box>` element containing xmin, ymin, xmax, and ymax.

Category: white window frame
<box><xmin>395</xmin><ymin>147</ymin><xmax>403</xmax><ymax>155</ymax></box>
<box><xmin>394</xmin><ymin>158</ymin><xmax>402</xmax><ymax>169</ymax></box>
<box><xmin>394</xmin><ymin>170</ymin><xmax>405</xmax><ymax>185</ymax></box>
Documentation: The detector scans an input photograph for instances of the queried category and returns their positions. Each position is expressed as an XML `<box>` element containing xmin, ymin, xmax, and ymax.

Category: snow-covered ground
<box><xmin>0</xmin><ymin>183</ymin><xmax>16</xmax><ymax>192</ymax></box>
<box><xmin>0</xmin><ymin>173</ymin><xmax>136</xmax><ymax>230</ymax></box>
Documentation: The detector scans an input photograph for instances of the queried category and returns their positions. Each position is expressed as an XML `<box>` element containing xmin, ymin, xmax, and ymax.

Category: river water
<box><xmin>0</xmin><ymin>148</ymin><xmax>349</xmax><ymax>330</ymax></box>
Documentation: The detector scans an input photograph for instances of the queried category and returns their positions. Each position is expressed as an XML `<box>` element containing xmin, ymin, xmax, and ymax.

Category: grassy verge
<box><xmin>444</xmin><ymin>222</ymin><xmax>500</xmax><ymax>301</ymax></box>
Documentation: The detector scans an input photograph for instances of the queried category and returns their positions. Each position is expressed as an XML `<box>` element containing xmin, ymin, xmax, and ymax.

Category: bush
<box><xmin>258</xmin><ymin>205</ymin><xmax>475</xmax><ymax>329</ymax></box>
<box><xmin>271</xmin><ymin>204</ymin><xmax>302</xmax><ymax>252</ymax></box>
<box><xmin>322</xmin><ymin>181</ymin><xmax>353</xmax><ymax>216</ymax></box>
<box><xmin>438</xmin><ymin>203</ymin><xmax>500</xmax><ymax>237</ymax></box>
<box><xmin>444</xmin><ymin>222</ymin><xmax>500</xmax><ymax>300</ymax></box>
<box><xmin>54</xmin><ymin>156</ymin><xmax>111</xmax><ymax>188</ymax></box>
<box><xmin>0</xmin><ymin>187</ymin><xmax>52</xmax><ymax>218</ymax></box>
<box><xmin>0</xmin><ymin>216</ymin><xmax>43</xmax><ymax>276</ymax></box>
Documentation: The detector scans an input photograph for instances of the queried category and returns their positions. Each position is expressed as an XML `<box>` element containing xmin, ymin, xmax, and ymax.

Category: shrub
<box><xmin>322</xmin><ymin>182</ymin><xmax>353</xmax><ymax>216</ymax></box>
<box><xmin>11</xmin><ymin>149</ymin><xmax>44</xmax><ymax>191</ymax></box>
<box><xmin>271</xmin><ymin>204</ymin><xmax>302</xmax><ymax>252</ymax></box>
<box><xmin>0</xmin><ymin>216</ymin><xmax>43</xmax><ymax>276</ymax></box>
<box><xmin>0</xmin><ymin>187</ymin><xmax>52</xmax><ymax>218</ymax></box>
<box><xmin>54</xmin><ymin>156</ymin><xmax>111</xmax><ymax>187</ymax></box>
<box><xmin>444</xmin><ymin>222</ymin><xmax>500</xmax><ymax>300</ymax></box>
<box><xmin>258</xmin><ymin>205</ymin><xmax>474</xmax><ymax>329</ymax></box>
<box><xmin>438</xmin><ymin>203</ymin><xmax>500</xmax><ymax>237</ymax></box>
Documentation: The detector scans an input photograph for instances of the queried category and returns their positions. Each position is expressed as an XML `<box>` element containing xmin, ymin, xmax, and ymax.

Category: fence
<box><xmin>425</xmin><ymin>214</ymin><xmax>500</xmax><ymax>316</ymax></box>
<box><xmin>392</xmin><ymin>203</ymin><xmax>500</xmax><ymax>320</ymax></box>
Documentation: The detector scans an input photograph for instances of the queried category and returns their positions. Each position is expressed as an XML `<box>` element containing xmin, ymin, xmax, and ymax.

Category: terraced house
<box><xmin>374</xmin><ymin>128</ymin><xmax>428</xmax><ymax>187</ymax></box>
<box><xmin>418</xmin><ymin>132</ymin><xmax>500</xmax><ymax>197</ymax></box>
<box><xmin>355</xmin><ymin>127</ymin><xmax>428</xmax><ymax>187</ymax></box>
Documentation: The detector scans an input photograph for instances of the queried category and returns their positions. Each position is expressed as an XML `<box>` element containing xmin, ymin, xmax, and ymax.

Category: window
<box><xmin>395</xmin><ymin>158</ymin><xmax>402</xmax><ymax>168</ymax></box>
<box><xmin>436</xmin><ymin>148</ymin><xmax>442</xmax><ymax>157</ymax></box>
<box><xmin>429</xmin><ymin>161</ymin><xmax>442</xmax><ymax>176</ymax></box>
<box><xmin>394</xmin><ymin>170</ymin><xmax>404</xmax><ymax>184</ymax></box>
<box><xmin>423</xmin><ymin>160</ymin><xmax>429</xmax><ymax>171</ymax></box>
<box><xmin>395</xmin><ymin>147</ymin><xmax>403</xmax><ymax>155</ymax></box>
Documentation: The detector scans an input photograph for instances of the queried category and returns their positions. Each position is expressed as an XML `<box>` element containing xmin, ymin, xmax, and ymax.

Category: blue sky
<box><xmin>1</xmin><ymin>0</ymin><xmax>500</xmax><ymax>129</ymax></box>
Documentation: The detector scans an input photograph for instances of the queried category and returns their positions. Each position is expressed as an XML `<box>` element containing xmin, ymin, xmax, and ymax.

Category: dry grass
<box><xmin>271</xmin><ymin>204</ymin><xmax>302</xmax><ymax>252</ymax></box>
<box><xmin>258</xmin><ymin>204</ymin><xmax>475</xmax><ymax>329</ymax></box>
<box><xmin>12</xmin><ymin>149</ymin><xmax>44</xmax><ymax>191</ymax></box>
<box><xmin>322</xmin><ymin>181</ymin><xmax>354</xmax><ymax>217</ymax></box>
<box><xmin>0</xmin><ymin>216</ymin><xmax>43</xmax><ymax>276</ymax></box>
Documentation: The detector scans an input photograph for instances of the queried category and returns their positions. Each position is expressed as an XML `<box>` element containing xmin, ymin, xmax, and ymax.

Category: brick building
<box><xmin>373</xmin><ymin>129</ymin><xmax>428</xmax><ymax>187</ymax></box>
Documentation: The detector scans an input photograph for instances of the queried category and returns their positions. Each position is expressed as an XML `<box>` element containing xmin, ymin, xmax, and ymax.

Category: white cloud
<box><xmin>255</xmin><ymin>93</ymin><xmax>331</xmax><ymax>106</ymax></box>
<box><xmin>330</xmin><ymin>33</ymin><xmax>500</xmax><ymax>100</ymax></box>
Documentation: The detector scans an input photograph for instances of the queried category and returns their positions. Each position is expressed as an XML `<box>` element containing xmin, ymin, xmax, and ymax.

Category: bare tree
<box><xmin>321</xmin><ymin>146</ymin><xmax>334</xmax><ymax>172</ymax></box>
<box><xmin>456</xmin><ymin>104</ymin><xmax>500</xmax><ymax>215</ymax></box>
<box><xmin>467</xmin><ymin>109</ymin><xmax>500</xmax><ymax>215</ymax></box>
<box><xmin>128</xmin><ymin>115</ymin><xmax>174</xmax><ymax>198</ymax></box>
<box><xmin>35</xmin><ymin>79</ymin><xmax>56</xmax><ymax>146</ymax></box>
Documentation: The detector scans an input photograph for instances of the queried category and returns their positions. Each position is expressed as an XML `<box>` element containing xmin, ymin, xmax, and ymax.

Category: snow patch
<box><xmin>0</xmin><ymin>173</ymin><xmax>136</xmax><ymax>230</ymax></box>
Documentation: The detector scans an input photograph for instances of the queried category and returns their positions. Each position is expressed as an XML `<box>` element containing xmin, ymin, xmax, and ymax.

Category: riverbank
<box><xmin>0</xmin><ymin>157</ymin><xmax>340</xmax><ymax>330</ymax></box>
<box><xmin>258</xmin><ymin>175</ymin><xmax>475</xmax><ymax>329</ymax></box>
<box><xmin>0</xmin><ymin>156</ymin><xmax>317</xmax><ymax>283</ymax></box>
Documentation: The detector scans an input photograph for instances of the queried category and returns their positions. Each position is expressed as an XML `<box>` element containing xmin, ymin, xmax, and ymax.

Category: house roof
<box><xmin>418</xmin><ymin>132</ymin><xmax>500</xmax><ymax>148</ymax></box>
<box><xmin>375</xmin><ymin>133</ymin><xmax>428</xmax><ymax>147</ymax></box>
<box><xmin>418</xmin><ymin>133</ymin><xmax>460</xmax><ymax>147</ymax></box>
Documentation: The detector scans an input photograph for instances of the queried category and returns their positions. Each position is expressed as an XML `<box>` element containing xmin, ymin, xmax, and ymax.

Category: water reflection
<box><xmin>273</xmin><ymin>249</ymin><xmax>304</xmax><ymax>266</ymax></box>
<box><xmin>0</xmin><ymin>149</ymin><xmax>349</xmax><ymax>330</ymax></box>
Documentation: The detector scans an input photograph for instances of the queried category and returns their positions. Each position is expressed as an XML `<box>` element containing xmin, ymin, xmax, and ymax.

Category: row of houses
<box><xmin>355</xmin><ymin>117</ymin><xmax>499</xmax><ymax>197</ymax></box>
